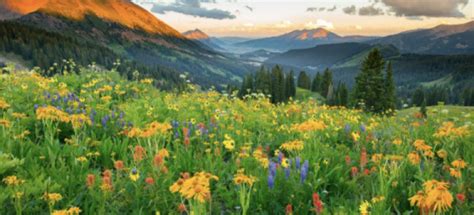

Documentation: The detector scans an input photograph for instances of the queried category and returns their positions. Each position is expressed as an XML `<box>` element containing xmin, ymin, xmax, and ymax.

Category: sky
<box><xmin>133</xmin><ymin>0</ymin><xmax>474</xmax><ymax>37</ymax></box>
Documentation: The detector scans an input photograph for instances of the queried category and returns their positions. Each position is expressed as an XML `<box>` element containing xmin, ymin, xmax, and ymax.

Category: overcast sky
<box><xmin>133</xmin><ymin>0</ymin><xmax>474</xmax><ymax>37</ymax></box>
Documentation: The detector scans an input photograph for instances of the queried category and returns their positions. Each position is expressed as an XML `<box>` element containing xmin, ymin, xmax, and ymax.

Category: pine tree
<box><xmin>420</xmin><ymin>99</ymin><xmax>427</xmax><ymax>118</ymax></box>
<box><xmin>353</xmin><ymin>48</ymin><xmax>385</xmax><ymax>113</ymax></box>
<box><xmin>383</xmin><ymin>61</ymin><xmax>397</xmax><ymax>114</ymax></box>
<box><xmin>297</xmin><ymin>71</ymin><xmax>311</xmax><ymax>90</ymax></box>
<box><xmin>412</xmin><ymin>87</ymin><xmax>425</xmax><ymax>107</ymax></box>
<box><xmin>285</xmin><ymin>70</ymin><xmax>296</xmax><ymax>99</ymax></box>
<box><xmin>339</xmin><ymin>82</ymin><xmax>349</xmax><ymax>107</ymax></box>
<box><xmin>321</xmin><ymin>68</ymin><xmax>333</xmax><ymax>98</ymax></box>
<box><xmin>270</xmin><ymin>65</ymin><xmax>285</xmax><ymax>103</ymax></box>
<box><xmin>238</xmin><ymin>74</ymin><xmax>253</xmax><ymax>98</ymax></box>
<box><xmin>311</xmin><ymin>72</ymin><xmax>322</xmax><ymax>92</ymax></box>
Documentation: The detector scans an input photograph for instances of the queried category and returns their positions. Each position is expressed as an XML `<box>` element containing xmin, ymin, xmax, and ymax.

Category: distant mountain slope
<box><xmin>0</xmin><ymin>0</ymin><xmax>183</xmax><ymax>37</ymax></box>
<box><xmin>237</xmin><ymin>28</ymin><xmax>376</xmax><ymax>51</ymax></box>
<box><xmin>265</xmin><ymin>43</ymin><xmax>373</xmax><ymax>70</ymax></box>
<box><xmin>262</xmin><ymin>41</ymin><xmax>474</xmax><ymax>97</ymax></box>
<box><xmin>0</xmin><ymin>0</ymin><xmax>251</xmax><ymax>88</ymax></box>
<box><xmin>370</xmin><ymin>21</ymin><xmax>474</xmax><ymax>55</ymax></box>
<box><xmin>183</xmin><ymin>29</ymin><xmax>225</xmax><ymax>52</ymax></box>
<box><xmin>239</xmin><ymin>49</ymin><xmax>279</xmax><ymax>62</ymax></box>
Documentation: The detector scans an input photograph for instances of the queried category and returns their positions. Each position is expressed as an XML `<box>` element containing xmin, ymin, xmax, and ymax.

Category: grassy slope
<box><xmin>295</xmin><ymin>87</ymin><xmax>324</xmax><ymax>101</ymax></box>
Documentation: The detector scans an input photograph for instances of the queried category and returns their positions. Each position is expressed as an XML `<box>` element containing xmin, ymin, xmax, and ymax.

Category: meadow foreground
<box><xmin>0</xmin><ymin>69</ymin><xmax>473</xmax><ymax>214</ymax></box>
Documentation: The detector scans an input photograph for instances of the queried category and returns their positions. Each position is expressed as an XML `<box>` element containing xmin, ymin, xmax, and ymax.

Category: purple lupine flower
<box><xmin>344</xmin><ymin>124</ymin><xmax>351</xmax><ymax>134</ymax></box>
<box><xmin>89</xmin><ymin>113</ymin><xmax>95</xmax><ymax>124</ymax></box>
<box><xmin>278</xmin><ymin>152</ymin><xmax>283</xmax><ymax>164</ymax></box>
<box><xmin>101</xmin><ymin>116</ymin><xmax>109</xmax><ymax>128</ymax></box>
<box><xmin>360</xmin><ymin>124</ymin><xmax>366</xmax><ymax>133</ymax></box>
<box><xmin>300</xmin><ymin>160</ymin><xmax>309</xmax><ymax>183</ymax></box>
<box><xmin>34</xmin><ymin>104</ymin><xmax>39</xmax><ymax>110</ymax></box>
<box><xmin>295</xmin><ymin>157</ymin><xmax>301</xmax><ymax>169</ymax></box>
<box><xmin>119</xmin><ymin>112</ymin><xmax>124</xmax><ymax>119</ymax></box>
<box><xmin>284</xmin><ymin>168</ymin><xmax>290</xmax><ymax>179</ymax></box>
<box><xmin>268</xmin><ymin>174</ymin><xmax>275</xmax><ymax>189</ymax></box>
<box><xmin>269</xmin><ymin>161</ymin><xmax>277</xmax><ymax>177</ymax></box>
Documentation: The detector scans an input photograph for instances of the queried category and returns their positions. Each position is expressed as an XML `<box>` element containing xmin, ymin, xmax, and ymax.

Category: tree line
<box><xmin>237</xmin><ymin>48</ymin><xmax>398</xmax><ymax>115</ymax></box>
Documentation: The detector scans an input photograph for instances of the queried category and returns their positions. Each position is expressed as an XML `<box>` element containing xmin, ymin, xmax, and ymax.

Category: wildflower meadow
<box><xmin>0</xmin><ymin>68</ymin><xmax>473</xmax><ymax>214</ymax></box>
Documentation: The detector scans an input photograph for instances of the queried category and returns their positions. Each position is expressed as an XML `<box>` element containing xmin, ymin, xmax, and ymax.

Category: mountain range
<box><xmin>182</xmin><ymin>29</ymin><xmax>225</xmax><ymax>52</ymax></box>
<box><xmin>0</xmin><ymin>0</ymin><xmax>473</xmax><ymax>92</ymax></box>
<box><xmin>237</xmin><ymin>28</ymin><xmax>377</xmax><ymax>51</ymax></box>
<box><xmin>370</xmin><ymin>21</ymin><xmax>474</xmax><ymax>55</ymax></box>
<box><xmin>0</xmin><ymin>0</ymin><xmax>250</xmax><ymax>88</ymax></box>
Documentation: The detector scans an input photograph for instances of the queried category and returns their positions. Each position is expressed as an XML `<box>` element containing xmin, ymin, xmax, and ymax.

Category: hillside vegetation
<box><xmin>0</xmin><ymin>67</ymin><xmax>472</xmax><ymax>214</ymax></box>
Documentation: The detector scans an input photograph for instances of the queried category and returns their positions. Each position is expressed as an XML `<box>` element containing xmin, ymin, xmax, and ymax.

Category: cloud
<box><xmin>245</xmin><ymin>5</ymin><xmax>253</xmax><ymax>12</ymax></box>
<box><xmin>359</xmin><ymin>5</ymin><xmax>384</xmax><ymax>16</ymax></box>
<box><xmin>327</xmin><ymin>6</ymin><xmax>337</xmax><ymax>12</ymax></box>
<box><xmin>151</xmin><ymin>0</ymin><xmax>235</xmax><ymax>20</ymax></box>
<box><xmin>343</xmin><ymin>5</ymin><xmax>357</xmax><ymax>15</ymax></box>
<box><xmin>381</xmin><ymin>0</ymin><xmax>469</xmax><ymax>17</ymax></box>
<box><xmin>305</xmin><ymin>19</ymin><xmax>334</xmax><ymax>30</ymax></box>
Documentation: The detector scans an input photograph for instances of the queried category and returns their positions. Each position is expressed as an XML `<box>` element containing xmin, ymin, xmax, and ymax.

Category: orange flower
<box><xmin>133</xmin><ymin>145</ymin><xmax>146</xmax><ymax>162</ymax></box>
<box><xmin>145</xmin><ymin>177</ymin><xmax>155</xmax><ymax>185</ymax></box>
<box><xmin>86</xmin><ymin>174</ymin><xmax>95</xmax><ymax>188</ymax></box>
<box><xmin>114</xmin><ymin>160</ymin><xmax>124</xmax><ymax>170</ymax></box>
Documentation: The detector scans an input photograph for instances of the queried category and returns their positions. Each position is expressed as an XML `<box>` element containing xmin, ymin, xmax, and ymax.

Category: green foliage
<box><xmin>0</xmin><ymin>68</ymin><xmax>473</xmax><ymax>214</ymax></box>
<box><xmin>353</xmin><ymin>48</ymin><xmax>390</xmax><ymax>114</ymax></box>
<box><xmin>297</xmin><ymin>71</ymin><xmax>311</xmax><ymax>90</ymax></box>
<box><xmin>321</xmin><ymin>68</ymin><xmax>333</xmax><ymax>98</ymax></box>
<box><xmin>311</xmin><ymin>72</ymin><xmax>322</xmax><ymax>93</ymax></box>
<box><xmin>238</xmin><ymin>65</ymin><xmax>296</xmax><ymax>103</ymax></box>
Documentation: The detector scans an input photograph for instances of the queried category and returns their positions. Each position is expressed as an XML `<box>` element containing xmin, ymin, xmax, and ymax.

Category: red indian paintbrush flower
<box><xmin>133</xmin><ymin>145</ymin><xmax>146</xmax><ymax>162</ymax></box>
<box><xmin>114</xmin><ymin>160</ymin><xmax>124</xmax><ymax>170</ymax></box>
<box><xmin>285</xmin><ymin>204</ymin><xmax>293</xmax><ymax>215</ymax></box>
<box><xmin>313</xmin><ymin>193</ymin><xmax>323</xmax><ymax>214</ymax></box>
<box><xmin>86</xmin><ymin>174</ymin><xmax>95</xmax><ymax>188</ymax></box>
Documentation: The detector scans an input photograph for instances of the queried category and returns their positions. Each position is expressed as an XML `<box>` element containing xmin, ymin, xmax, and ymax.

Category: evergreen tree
<box><xmin>420</xmin><ymin>99</ymin><xmax>428</xmax><ymax>118</ymax></box>
<box><xmin>321</xmin><ymin>68</ymin><xmax>333</xmax><ymax>98</ymax></box>
<box><xmin>326</xmin><ymin>83</ymin><xmax>335</xmax><ymax>105</ymax></box>
<box><xmin>383</xmin><ymin>61</ymin><xmax>397</xmax><ymax>113</ymax></box>
<box><xmin>297</xmin><ymin>71</ymin><xmax>311</xmax><ymax>90</ymax></box>
<box><xmin>353</xmin><ymin>48</ymin><xmax>386</xmax><ymax>113</ymax></box>
<box><xmin>338</xmin><ymin>82</ymin><xmax>349</xmax><ymax>107</ymax></box>
<box><xmin>254</xmin><ymin>66</ymin><xmax>271</xmax><ymax>95</ymax></box>
<box><xmin>270</xmin><ymin>65</ymin><xmax>285</xmax><ymax>103</ymax></box>
<box><xmin>311</xmin><ymin>73</ymin><xmax>322</xmax><ymax>92</ymax></box>
<box><xmin>285</xmin><ymin>70</ymin><xmax>296</xmax><ymax>99</ymax></box>
<box><xmin>412</xmin><ymin>87</ymin><xmax>425</xmax><ymax>107</ymax></box>
<box><xmin>238</xmin><ymin>75</ymin><xmax>253</xmax><ymax>98</ymax></box>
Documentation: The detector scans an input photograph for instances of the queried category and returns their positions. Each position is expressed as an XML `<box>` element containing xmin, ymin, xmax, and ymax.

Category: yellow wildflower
<box><xmin>233</xmin><ymin>169</ymin><xmax>257</xmax><ymax>186</ymax></box>
<box><xmin>2</xmin><ymin>176</ymin><xmax>25</xmax><ymax>186</ymax></box>
<box><xmin>280</xmin><ymin>140</ymin><xmax>304</xmax><ymax>152</ymax></box>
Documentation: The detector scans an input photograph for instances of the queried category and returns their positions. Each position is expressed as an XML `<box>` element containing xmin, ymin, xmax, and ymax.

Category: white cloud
<box><xmin>381</xmin><ymin>0</ymin><xmax>469</xmax><ymax>17</ymax></box>
<box><xmin>305</xmin><ymin>19</ymin><xmax>334</xmax><ymax>30</ymax></box>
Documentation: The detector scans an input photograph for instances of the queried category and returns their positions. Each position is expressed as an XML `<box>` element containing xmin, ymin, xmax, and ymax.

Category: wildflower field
<box><xmin>0</xmin><ymin>69</ymin><xmax>473</xmax><ymax>214</ymax></box>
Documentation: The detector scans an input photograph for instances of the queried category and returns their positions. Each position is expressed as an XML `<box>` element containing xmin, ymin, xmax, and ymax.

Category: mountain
<box><xmin>182</xmin><ymin>29</ymin><xmax>224</xmax><ymax>51</ymax></box>
<box><xmin>370</xmin><ymin>21</ymin><xmax>474</xmax><ymax>55</ymax></box>
<box><xmin>263</xmin><ymin>42</ymin><xmax>474</xmax><ymax>98</ymax></box>
<box><xmin>239</xmin><ymin>49</ymin><xmax>279</xmax><ymax>63</ymax></box>
<box><xmin>0</xmin><ymin>0</ymin><xmax>182</xmax><ymax>37</ymax></box>
<box><xmin>0</xmin><ymin>0</ymin><xmax>250</xmax><ymax>88</ymax></box>
<box><xmin>265</xmin><ymin>43</ymin><xmax>374</xmax><ymax>70</ymax></box>
<box><xmin>237</xmin><ymin>28</ymin><xmax>377</xmax><ymax>51</ymax></box>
